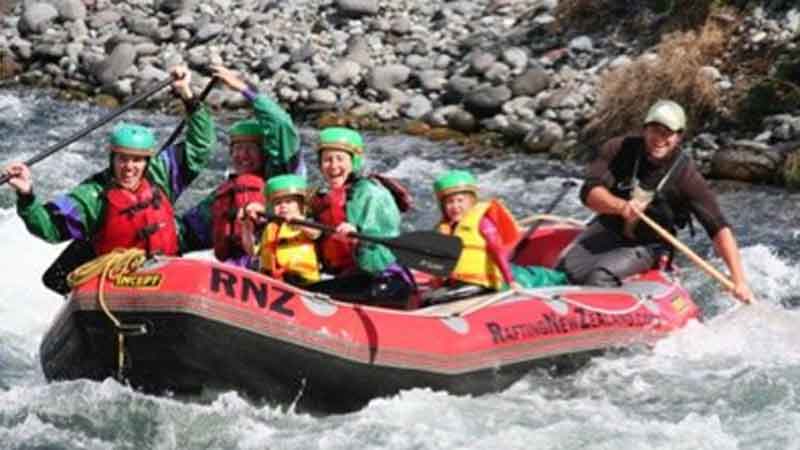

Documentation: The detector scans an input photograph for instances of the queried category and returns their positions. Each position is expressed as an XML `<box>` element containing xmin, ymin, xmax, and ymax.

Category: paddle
<box><xmin>0</xmin><ymin>76</ymin><xmax>174</xmax><ymax>186</ymax></box>
<box><xmin>632</xmin><ymin>208</ymin><xmax>753</xmax><ymax>304</ymax></box>
<box><xmin>511</xmin><ymin>179</ymin><xmax>578</xmax><ymax>261</ymax></box>
<box><xmin>152</xmin><ymin>76</ymin><xmax>220</xmax><ymax>157</ymax></box>
<box><xmin>261</xmin><ymin>212</ymin><xmax>463</xmax><ymax>277</ymax></box>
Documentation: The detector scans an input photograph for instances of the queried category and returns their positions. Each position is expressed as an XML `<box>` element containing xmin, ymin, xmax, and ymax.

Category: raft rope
<box><xmin>452</xmin><ymin>287</ymin><xmax>649</xmax><ymax>317</ymax></box>
<box><xmin>67</xmin><ymin>248</ymin><xmax>148</xmax><ymax>379</ymax></box>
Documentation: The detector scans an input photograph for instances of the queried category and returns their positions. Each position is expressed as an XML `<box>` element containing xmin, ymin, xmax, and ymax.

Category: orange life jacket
<box><xmin>211</xmin><ymin>174</ymin><xmax>265</xmax><ymax>261</ymax></box>
<box><xmin>437</xmin><ymin>200</ymin><xmax>520</xmax><ymax>290</ymax></box>
<box><xmin>94</xmin><ymin>178</ymin><xmax>179</xmax><ymax>256</ymax></box>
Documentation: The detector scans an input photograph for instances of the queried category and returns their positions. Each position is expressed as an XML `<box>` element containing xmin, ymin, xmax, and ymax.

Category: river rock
<box><xmin>511</xmin><ymin>68</ymin><xmax>550</xmax><ymax>97</ymax></box>
<box><xmin>336</xmin><ymin>0</ymin><xmax>379</xmax><ymax>17</ymax></box>
<box><xmin>464</xmin><ymin>85</ymin><xmax>512</xmax><ymax>117</ymax></box>
<box><xmin>368</xmin><ymin>64</ymin><xmax>410</xmax><ymax>94</ymax></box>
<box><xmin>55</xmin><ymin>0</ymin><xmax>87</xmax><ymax>21</ymax></box>
<box><xmin>94</xmin><ymin>42</ymin><xmax>136</xmax><ymax>85</ymax></box>
<box><xmin>711</xmin><ymin>140</ymin><xmax>785</xmax><ymax>183</ymax></box>
<box><xmin>19</xmin><ymin>3</ymin><xmax>58</xmax><ymax>35</ymax></box>
<box><xmin>523</xmin><ymin>119</ymin><xmax>564</xmax><ymax>153</ymax></box>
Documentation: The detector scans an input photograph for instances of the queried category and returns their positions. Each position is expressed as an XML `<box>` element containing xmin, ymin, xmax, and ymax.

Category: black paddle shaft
<box><xmin>262</xmin><ymin>212</ymin><xmax>463</xmax><ymax>277</ymax></box>
<box><xmin>0</xmin><ymin>77</ymin><xmax>174</xmax><ymax>186</ymax></box>
<box><xmin>154</xmin><ymin>77</ymin><xmax>220</xmax><ymax>157</ymax></box>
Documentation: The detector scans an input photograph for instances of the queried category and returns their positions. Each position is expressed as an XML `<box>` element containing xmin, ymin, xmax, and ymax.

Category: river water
<box><xmin>0</xmin><ymin>88</ymin><xmax>799</xmax><ymax>449</ymax></box>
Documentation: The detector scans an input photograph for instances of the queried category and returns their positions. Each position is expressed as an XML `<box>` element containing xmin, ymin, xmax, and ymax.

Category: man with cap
<box><xmin>2</xmin><ymin>66</ymin><xmax>216</xmax><ymax>284</ymax></box>
<box><xmin>180</xmin><ymin>65</ymin><xmax>303</xmax><ymax>267</ymax></box>
<box><xmin>306</xmin><ymin>127</ymin><xmax>414</xmax><ymax>306</ymax></box>
<box><xmin>558</xmin><ymin>99</ymin><xmax>753</xmax><ymax>303</ymax></box>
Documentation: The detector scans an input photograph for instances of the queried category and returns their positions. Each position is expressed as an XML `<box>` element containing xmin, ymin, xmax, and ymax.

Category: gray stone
<box><xmin>485</xmin><ymin>62</ymin><xmax>511</xmax><ymax>83</ymax></box>
<box><xmin>434</xmin><ymin>54</ymin><xmax>452</xmax><ymax>70</ymax></box>
<box><xmin>294</xmin><ymin>70</ymin><xmax>319</xmax><ymax>90</ymax></box>
<box><xmin>88</xmin><ymin>10</ymin><xmax>121</xmax><ymax>29</ymax></box>
<box><xmin>19</xmin><ymin>3</ymin><xmax>58</xmax><ymax>35</ymax></box>
<box><xmin>511</xmin><ymin>68</ymin><xmax>550</xmax><ymax>97</ymax></box>
<box><xmin>469</xmin><ymin>51</ymin><xmax>496</xmax><ymax>75</ymax></box>
<box><xmin>447</xmin><ymin>108</ymin><xmax>476</xmax><ymax>133</ymax></box>
<box><xmin>328</xmin><ymin>60</ymin><xmax>362</xmax><ymax>86</ymax></box>
<box><xmin>310</xmin><ymin>89</ymin><xmax>337</xmax><ymax>104</ymax></box>
<box><xmin>65</xmin><ymin>19</ymin><xmax>88</xmax><ymax>40</ymax></box>
<box><xmin>55</xmin><ymin>0</ymin><xmax>86</xmax><ymax>21</ymax></box>
<box><xmin>94</xmin><ymin>42</ymin><xmax>136</xmax><ymax>85</ymax></box>
<box><xmin>711</xmin><ymin>141</ymin><xmax>784</xmax><ymax>183</ymax></box>
<box><xmin>402</xmin><ymin>95</ymin><xmax>432</xmax><ymax>119</ymax></box>
<box><xmin>336</xmin><ymin>0</ymin><xmax>379</xmax><ymax>17</ymax></box>
<box><xmin>195</xmin><ymin>23</ymin><xmax>224</xmax><ymax>44</ymax></box>
<box><xmin>391</xmin><ymin>16</ymin><xmax>411</xmax><ymax>35</ymax></box>
<box><xmin>345</xmin><ymin>35</ymin><xmax>371</xmax><ymax>66</ymax></box>
<box><xmin>158</xmin><ymin>0</ymin><xmax>194</xmax><ymax>14</ymax></box>
<box><xmin>290</xmin><ymin>43</ymin><xmax>315</xmax><ymax>64</ymax></box>
<box><xmin>404</xmin><ymin>54</ymin><xmax>432</xmax><ymax>70</ymax></box>
<box><xmin>263</xmin><ymin>53</ymin><xmax>290</xmax><ymax>74</ymax></box>
<box><xmin>523</xmin><ymin>119</ymin><xmax>564</xmax><ymax>153</ymax></box>
<box><xmin>139</xmin><ymin>64</ymin><xmax>168</xmax><ymax>81</ymax></box>
<box><xmin>502</xmin><ymin>47</ymin><xmax>528</xmax><ymax>69</ymax></box>
<box><xmin>368</xmin><ymin>64</ymin><xmax>411</xmax><ymax>93</ymax></box>
<box><xmin>417</xmin><ymin>70</ymin><xmax>447</xmax><ymax>92</ymax></box>
<box><xmin>135</xmin><ymin>42</ymin><xmax>161</xmax><ymax>56</ymax></box>
<box><xmin>444</xmin><ymin>75</ymin><xmax>478</xmax><ymax>103</ymax></box>
<box><xmin>464</xmin><ymin>85</ymin><xmax>512</xmax><ymax>117</ymax></box>
<box><xmin>124</xmin><ymin>15</ymin><xmax>158</xmax><ymax>38</ymax></box>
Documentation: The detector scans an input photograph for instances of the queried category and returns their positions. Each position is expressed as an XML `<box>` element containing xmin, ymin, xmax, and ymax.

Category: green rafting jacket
<box><xmin>16</xmin><ymin>104</ymin><xmax>216</xmax><ymax>251</ymax></box>
<box><xmin>345</xmin><ymin>177</ymin><xmax>402</xmax><ymax>274</ymax></box>
<box><xmin>180</xmin><ymin>93</ymin><xmax>302</xmax><ymax>257</ymax></box>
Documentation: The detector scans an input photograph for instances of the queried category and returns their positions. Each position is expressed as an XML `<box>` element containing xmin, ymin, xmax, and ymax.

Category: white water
<box><xmin>1</xmin><ymin>89</ymin><xmax>799</xmax><ymax>449</ymax></box>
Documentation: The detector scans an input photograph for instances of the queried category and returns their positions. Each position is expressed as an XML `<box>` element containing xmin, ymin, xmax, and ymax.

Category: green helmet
<box><xmin>433</xmin><ymin>170</ymin><xmax>479</xmax><ymax>199</ymax></box>
<box><xmin>230</xmin><ymin>119</ymin><xmax>263</xmax><ymax>145</ymax></box>
<box><xmin>318</xmin><ymin>127</ymin><xmax>364</xmax><ymax>172</ymax></box>
<box><xmin>265</xmin><ymin>174</ymin><xmax>308</xmax><ymax>203</ymax></box>
<box><xmin>110</xmin><ymin>123</ymin><xmax>155</xmax><ymax>156</ymax></box>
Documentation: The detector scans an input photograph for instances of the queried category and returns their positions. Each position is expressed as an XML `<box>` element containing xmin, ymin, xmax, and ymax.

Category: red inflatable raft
<box><xmin>40</xmin><ymin>220</ymin><xmax>700</xmax><ymax>413</ymax></box>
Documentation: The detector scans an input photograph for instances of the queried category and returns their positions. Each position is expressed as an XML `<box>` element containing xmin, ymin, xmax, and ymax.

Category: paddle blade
<box><xmin>385</xmin><ymin>231</ymin><xmax>462</xmax><ymax>277</ymax></box>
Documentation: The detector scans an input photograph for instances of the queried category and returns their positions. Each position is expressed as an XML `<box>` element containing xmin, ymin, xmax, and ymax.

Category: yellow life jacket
<box><xmin>259</xmin><ymin>222</ymin><xmax>320</xmax><ymax>284</ymax></box>
<box><xmin>437</xmin><ymin>200</ymin><xmax>520</xmax><ymax>290</ymax></box>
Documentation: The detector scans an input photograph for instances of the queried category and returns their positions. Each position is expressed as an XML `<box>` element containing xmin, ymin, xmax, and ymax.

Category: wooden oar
<box><xmin>632</xmin><ymin>208</ymin><xmax>752</xmax><ymax>303</ymax></box>
<box><xmin>261</xmin><ymin>212</ymin><xmax>463</xmax><ymax>277</ymax></box>
<box><xmin>0</xmin><ymin>77</ymin><xmax>174</xmax><ymax>186</ymax></box>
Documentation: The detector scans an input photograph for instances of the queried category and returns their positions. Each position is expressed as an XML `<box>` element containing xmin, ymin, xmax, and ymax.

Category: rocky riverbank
<box><xmin>2</xmin><ymin>0</ymin><xmax>800</xmax><ymax>186</ymax></box>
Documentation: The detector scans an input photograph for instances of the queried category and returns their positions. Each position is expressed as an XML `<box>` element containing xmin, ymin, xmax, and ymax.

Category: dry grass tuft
<box><xmin>584</xmin><ymin>19</ymin><xmax>730</xmax><ymax>145</ymax></box>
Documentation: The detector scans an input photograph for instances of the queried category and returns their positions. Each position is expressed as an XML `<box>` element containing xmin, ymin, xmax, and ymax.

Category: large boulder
<box><xmin>18</xmin><ymin>3</ymin><xmax>59</xmax><ymax>35</ymax></box>
<box><xmin>710</xmin><ymin>140</ymin><xmax>785</xmax><ymax>183</ymax></box>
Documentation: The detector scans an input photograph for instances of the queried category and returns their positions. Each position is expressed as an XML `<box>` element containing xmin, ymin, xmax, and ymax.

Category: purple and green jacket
<box><xmin>16</xmin><ymin>104</ymin><xmax>216</xmax><ymax>252</ymax></box>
